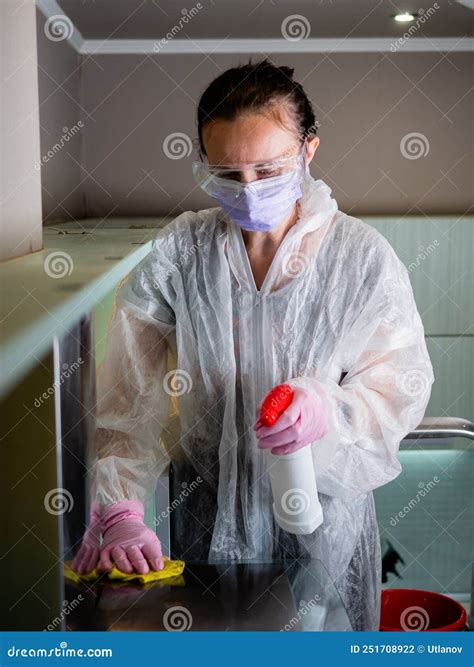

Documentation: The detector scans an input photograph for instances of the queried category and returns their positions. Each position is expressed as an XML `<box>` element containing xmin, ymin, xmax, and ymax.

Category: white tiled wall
<box><xmin>366</xmin><ymin>216</ymin><xmax>473</xmax><ymax>418</ymax></box>
<box><xmin>374</xmin><ymin>450</ymin><xmax>473</xmax><ymax>595</ymax></box>
<box><xmin>367</xmin><ymin>216</ymin><xmax>473</xmax><ymax>596</ymax></box>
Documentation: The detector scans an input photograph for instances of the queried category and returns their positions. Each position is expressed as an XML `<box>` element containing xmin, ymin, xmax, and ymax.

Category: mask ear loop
<box><xmin>299</xmin><ymin>140</ymin><xmax>309</xmax><ymax>178</ymax></box>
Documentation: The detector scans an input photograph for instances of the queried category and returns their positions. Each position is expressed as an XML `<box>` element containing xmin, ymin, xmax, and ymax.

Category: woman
<box><xmin>72</xmin><ymin>60</ymin><xmax>434</xmax><ymax>631</ymax></box>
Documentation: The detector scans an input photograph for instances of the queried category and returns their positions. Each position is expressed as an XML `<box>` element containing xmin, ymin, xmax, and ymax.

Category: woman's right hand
<box><xmin>98</xmin><ymin>500</ymin><xmax>164</xmax><ymax>574</ymax></box>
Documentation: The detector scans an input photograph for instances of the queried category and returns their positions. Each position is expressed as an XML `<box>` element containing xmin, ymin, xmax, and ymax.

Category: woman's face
<box><xmin>202</xmin><ymin>110</ymin><xmax>320</xmax><ymax>184</ymax></box>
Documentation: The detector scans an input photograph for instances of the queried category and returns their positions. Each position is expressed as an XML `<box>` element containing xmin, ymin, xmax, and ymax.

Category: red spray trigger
<box><xmin>259</xmin><ymin>384</ymin><xmax>294</xmax><ymax>427</ymax></box>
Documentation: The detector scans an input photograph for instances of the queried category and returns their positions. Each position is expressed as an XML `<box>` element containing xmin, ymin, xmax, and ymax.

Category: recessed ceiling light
<box><xmin>392</xmin><ymin>12</ymin><xmax>418</xmax><ymax>22</ymax></box>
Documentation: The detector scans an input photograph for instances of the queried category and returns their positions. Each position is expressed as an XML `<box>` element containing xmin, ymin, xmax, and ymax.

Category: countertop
<box><xmin>64</xmin><ymin>559</ymin><xmax>352</xmax><ymax>632</ymax></box>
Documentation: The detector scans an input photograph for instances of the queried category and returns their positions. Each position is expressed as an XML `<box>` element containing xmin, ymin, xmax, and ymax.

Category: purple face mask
<box><xmin>193</xmin><ymin>150</ymin><xmax>307</xmax><ymax>232</ymax></box>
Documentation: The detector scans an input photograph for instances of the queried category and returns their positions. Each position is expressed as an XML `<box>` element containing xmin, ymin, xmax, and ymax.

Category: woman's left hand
<box><xmin>71</xmin><ymin>502</ymin><xmax>101</xmax><ymax>574</ymax></box>
<box><xmin>254</xmin><ymin>386</ymin><xmax>329</xmax><ymax>455</ymax></box>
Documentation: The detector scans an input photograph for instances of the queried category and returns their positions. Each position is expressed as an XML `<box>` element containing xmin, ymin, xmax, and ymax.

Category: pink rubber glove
<box><xmin>254</xmin><ymin>386</ymin><xmax>329</xmax><ymax>455</ymax></box>
<box><xmin>98</xmin><ymin>500</ymin><xmax>164</xmax><ymax>575</ymax></box>
<box><xmin>71</xmin><ymin>502</ymin><xmax>101</xmax><ymax>574</ymax></box>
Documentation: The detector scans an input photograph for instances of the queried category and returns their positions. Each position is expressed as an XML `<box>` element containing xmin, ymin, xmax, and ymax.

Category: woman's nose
<box><xmin>238</xmin><ymin>169</ymin><xmax>257</xmax><ymax>184</ymax></box>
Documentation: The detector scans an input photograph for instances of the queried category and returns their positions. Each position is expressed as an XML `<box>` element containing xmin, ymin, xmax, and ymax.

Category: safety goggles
<box><xmin>193</xmin><ymin>146</ymin><xmax>306</xmax><ymax>196</ymax></box>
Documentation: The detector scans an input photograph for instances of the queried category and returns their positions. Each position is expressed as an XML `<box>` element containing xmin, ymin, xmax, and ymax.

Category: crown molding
<box><xmin>455</xmin><ymin>0</ymin><xmax>474</xmax><ymax>9</ymax></box>
<box><xmin>79</xmin><ymin>36</ymin><xmax>474</xmax><ymax>55</ymax></box>
<box><xmin>36</xmin><ymin>0</ymin><xmax>84</xmax><ymax>52</ymax></box>
<box><xmin>35</xmin><ymin>2</ymin><xmax>474</xmax><ymax>56</ymax></box>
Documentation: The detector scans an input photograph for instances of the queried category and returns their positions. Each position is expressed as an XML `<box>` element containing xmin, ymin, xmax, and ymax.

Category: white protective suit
<box><xmin>93</xmin><ymin>175</ymin><xmax>434</xmax><ymax>630</ymax></box>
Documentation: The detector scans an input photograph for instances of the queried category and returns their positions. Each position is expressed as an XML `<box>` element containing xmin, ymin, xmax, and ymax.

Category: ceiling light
<box><xmin>393</xmin><ymin>12</ymin><xmax>418</xmax><ymax>22</ymax></box>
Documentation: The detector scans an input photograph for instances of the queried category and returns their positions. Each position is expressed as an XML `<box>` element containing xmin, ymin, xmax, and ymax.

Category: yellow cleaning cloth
<box><xmin>64</xmin><ymin>558</ymin><xmax>185</xmax><ymax>585</ymax></box>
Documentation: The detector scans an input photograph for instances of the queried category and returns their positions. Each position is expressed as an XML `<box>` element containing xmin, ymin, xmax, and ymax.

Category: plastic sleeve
<box><xmin>289</xmin><ymin>244</ymin><xmax>434</xmax><ymax>501</ymax></box>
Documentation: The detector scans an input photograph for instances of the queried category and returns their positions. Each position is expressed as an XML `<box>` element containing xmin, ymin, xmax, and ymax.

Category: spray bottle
<box><xmin>260</xmin><ymin>384</ymin><xmax>324</xmax><ymax>535</ymax></box>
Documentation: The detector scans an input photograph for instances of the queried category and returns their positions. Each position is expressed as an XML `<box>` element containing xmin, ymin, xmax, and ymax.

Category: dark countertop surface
<box><xmin>65</xmin><ymin>559</ymin><xmax>352</xmax><ymax>632</ymax></box>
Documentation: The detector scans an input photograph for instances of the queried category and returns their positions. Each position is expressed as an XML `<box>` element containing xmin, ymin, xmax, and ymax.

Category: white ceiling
<box><xmin>55</xmin><ymin>0</ymin><xmax>473</xmax><ymax>39</ymax></box>
<box><xmin>37</xmin><ymin>0</ymin><xmax>474</xmax><ymax>53</ymax></box>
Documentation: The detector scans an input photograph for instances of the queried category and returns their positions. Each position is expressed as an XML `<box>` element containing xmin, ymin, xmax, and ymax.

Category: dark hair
<box><xmin>196</xmin><ymin>59</ymin><xmax>318</xmax><ymax>157</ymax></box>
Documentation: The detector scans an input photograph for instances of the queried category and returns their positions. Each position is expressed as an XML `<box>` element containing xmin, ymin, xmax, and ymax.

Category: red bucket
<box><xmin>380</xmin><ymin>588</ymin><xmax>467</xmax><ymax>632</ymax></box>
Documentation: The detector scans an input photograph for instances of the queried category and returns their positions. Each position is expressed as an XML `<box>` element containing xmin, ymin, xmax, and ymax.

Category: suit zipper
<box><xmin>253</xmin><ymin>289</ymin><xmax>265</xmax><ymax>557</ymax></box>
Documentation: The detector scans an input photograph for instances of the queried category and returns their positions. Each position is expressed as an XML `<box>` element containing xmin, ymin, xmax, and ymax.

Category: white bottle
<box><xmin>266</xmin><ymin>446</ymin><xmax>323</xmax><ymax>535</ymax></box>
